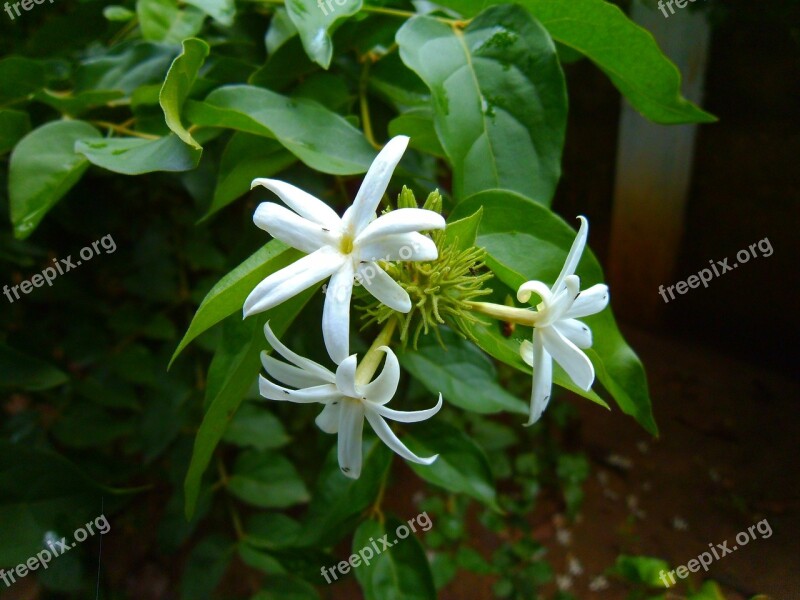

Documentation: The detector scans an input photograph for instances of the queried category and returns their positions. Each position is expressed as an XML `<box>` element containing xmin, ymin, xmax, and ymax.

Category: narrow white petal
<box><xmin>259</xmin><ymin>376</ymin><xmax>340</xmax><ymax>403</ymax></box>
<box><xmin>552</xmin><ymin>216</ymin><xmax>588</xmax><ymax>294</ymax></box>
<box><xmin>334</xmin><ymin>354</ymin><xmax>360</xmax><ymax>398</ymax></box>
<box><xmin>244</xmin><ymin>248</ymin><xmax>344</xmax><ymax>317</ymax></box>
<box><xmin>357</xmin><ymin>263</ymin><xmax>411</xmax><ymax>313</ymax></box>
<box><xmin>553</xmin><ymin>318</ymin><xmax>592</xmax><ymax>349</ymax></box>
<box><xmin>519</xmin><ymin>339</ymin><xmax>534</xmax><ymax>367</ymax></box>
<box><xmin>337</xmin><ymin>400</ymin><xmax>365</xmax><ymax>478</ymax></box>
<box><xmin>315</xmin><ymin>401</ymin><xmax>342</xmax><ymax>434</ymax></box>
<box><xmin>361</xmin><ymin>346</ymin><xmax>400</xmax><ymax>405</ymax></box>
<box><xmin>341</xmin><ymin>136</ymin><xmax>409</xmax><ymax>235</ymax></box>
<box><xmin>261</xmin><ymin>352</ymin><xmax>331</xmax><ymax>388</ymax></box>
<box><xmin>251</xmin><ymin>178</ymin><xmax>341</xmax><ymax>227</ymax></box>
<box><xmin>253</xmin><ymin>203</ymin><xmax>336</xmax><ymax>254</ymax></box>
<box><xmin>370</xmin><ymin>393</ymin><xmax>442</xmax><ymax>423</ymax></box>
<box><xmin>540</xmin><ymin>326</ymin><xmax>595</xmax><ymax>391</ymax></box>
<box><xmin>262</xmin><ymin>322</ymin><xmax>336</xmax><ymax>383</ymax></box>
<box><xmin>526</xmin><ymin>330</ymin><xmax>552</xmax><ymax>426</ymax></box>
<box><xmin>354</xmin><ymin>209</ymin><xmax>445</xmax><ymax>245</ymax></box>
<box><xmin>365</xmin><ymin>410</ymin><xmax>438</xmax><ymax>465</ymax></box>
<box><xmin>357</xmin><ymin>232</ymin><xmax>438</xmax><ymax>262</ymax></box>
<box><xmin>322</xmin><ymin>261</ymin><xmax>355</xmax><ymax>364</ymax></box>
<box><xmin>564</xmin><ymin>284</ymin><xmax>609</xmax><ymax>319</ymax></box>
<box><xmin>517</xmin><ymin>280</ymin><xmax>553</xmax><ymax>305</ymax></box>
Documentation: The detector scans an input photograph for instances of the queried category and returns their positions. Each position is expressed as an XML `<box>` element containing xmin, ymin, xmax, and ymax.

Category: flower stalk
<box><xmin>355</xmin><ymin>317</ymin><xmax>398</xmax><ymax>385</ymax></box>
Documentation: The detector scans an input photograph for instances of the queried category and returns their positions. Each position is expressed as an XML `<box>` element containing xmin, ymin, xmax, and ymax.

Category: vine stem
<box><xmin>91</xmin><ymin>120</ymin><xmax>159</xmax><ymax>140</ymax></box>
<box><xmin>359</xmin><ymin>57</ymin><xmax>381</xmax><ymax>150</ymax></box>
<box><xmin>355</xmin><ymin>317</ymin><xmax>398</xmax><ymax>385</ymax></box>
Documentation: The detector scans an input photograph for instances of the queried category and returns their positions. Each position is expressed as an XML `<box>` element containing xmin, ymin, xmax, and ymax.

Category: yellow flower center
<box><xmin>340</xmin><ymin>233</ymin><xmax>354</xmax><ymax>255</ymax></box>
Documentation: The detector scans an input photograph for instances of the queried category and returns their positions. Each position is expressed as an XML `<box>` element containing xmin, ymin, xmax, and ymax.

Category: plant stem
<box><xmin>464</xmin><ymin>301</ymin><xmax>539</xmax><ymax>326</ymax></box>
<box><xmin>91</xmin><ymin>120</ymin><xmax>159</xmax><ymax>140</ymax></box>
<box><xmin>355</xmin><ymin>317</ymin><xmax>398</xmax><ymax>385</ymax></box>
<box><xmin>359</xmin><ymin>58</ymin><xmax>381</xmax><ymax>150</ymax></box>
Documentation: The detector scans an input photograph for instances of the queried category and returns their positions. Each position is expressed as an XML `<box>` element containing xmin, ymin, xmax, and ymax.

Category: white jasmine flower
<box><xmin>244</xmin><ymin>136</ymin><xmax>445</xmax><ymax>364</ymax></box>
<box><xmin>517</xmin><ymin>216</ymin><xmax>609</xmax><ymax>424</ymax></box>
<box><xmin>258</xmin><ymin>322</ymin><xmax>442</xmax><ymax>479</ymax></box>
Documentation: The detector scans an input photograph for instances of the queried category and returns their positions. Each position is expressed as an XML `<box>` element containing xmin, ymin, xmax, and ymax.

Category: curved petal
<box><xmin>564</xmin><ymin>284</ymin><xmax>609</xmax><ymax>319</ymax></box>
<box><xmin>552</xmin><ymin>215</ymin><xmax>588</xmax><ymax>294</ymax></box>
<box><xmin>244</xmin><ymin>248</ymin><xmax>344</xmax><ymax>317</ymax></box>
<box><xmin>370</xmin><ymin>393</ymin><xmax>442</xmax><ymax>423</ymax></box>
<box><xmin>337</xmin><ymin>400</ymin><xmax>365</xmax><ymax>478</ymax></box>
<box><xmin>262</xmin><ymin>322</ymin><xmax>335</xmax><ymax>383</ymax></box>
<box><xmin>322</xmin><ymin>261</ymin><xmax>355</xmax><ymax>364</ymax></box>
<box><xmin>361</xmin><ymin>346</ymin><xmax>400</xmax><ymax>405</ymax></box>
<box><xmin>315</xmin><ymin>401</ymin><xmax>341</xmax><ymax>434</ymax></box>
<box><xmin>365</xmin><ymin>410</ymin><xmax>438</xmax><ymax>465</ymax></box>
<box><xmin>525</xmin><ymin>330</ymin><xmax>552</xmax><ymax>426</ymax></box>
<box><xmin>334</xmin><ymin>354</ymin><xmax>360</xmax><ymax>398</ymax></box>
<box><xmin>253</xmin><ymin>203</ymin><xmax>337</xmax><ymax>253</ymax></box>
<box><xmin>517</xmin><ymin>280</ymin><xmax>553</xmax><ymax>306</ymax></box>
<box><xmin>357</xmin><ymin>232</ymin><xmax>438</xmax><ymax>262</ymax></box>
<box><xmin>259</xmin><ymin>376</ymin><xmax>340</xmax><ymax>403</ymax></box>
<box><xmin>553</xmin><ymin>318</ymin><xmax>592</xmax><ymax>349</ymax></box>
<box><xmin>357</xmin><ymin>263</ymin><xmax>411</xmax><ymax>313</ymax></box>
<box><xmin>355</xmin><ymin>209</ymin><xmax>445</xmax><ymax>246</ymax></box>
<box><xmin>341</xmin><ymin>136</ymin><xmax>409</xmax><ymax>235</ymax></box>
<box><xmin>540</xmin><ymin>326</ymin><xmax>595</xmax><ymax>391</ymax></box>
<box><xmin>251</xmin><ymin>178</ymin><xmax>341</xmax><ymax>227</ymax></box>
<box><xmin>519</xmin><ymin>338</ymin><xmax>534</xmax><ymax>367</ymax></box>
<box><xmin>261</xmin><ymin>352</ymin><xmax>331</xmax><ymax>388</ymax></box>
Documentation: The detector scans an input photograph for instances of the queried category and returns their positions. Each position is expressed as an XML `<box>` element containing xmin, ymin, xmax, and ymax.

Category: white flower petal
<box><xmin>354</xmin><ymin>209</ymin><xmax>445</xmax><ymax>246</ymax></box>
<box><xmin>341</xmin><ymin>136</ymin><xmax>409</xmax><ymax>235</ymax></box>
<box><xmin>259</xmin><ymin>376</ymin><xmax>340</xmax><ymax>403</ymax></box>
<box><xmin>357</xmin><ymin>232</ymin><xmax>438</xmax><ymax>262</ymax></box>
<box><xmin>519</xmin><ymin>339</ymin><xmax>534</xmax><ymax>367</ymax></box>
<box><xmin>540</xmin><ymin>326</ymin><xmax>595</xmax><ymax>391</ymax></box>
<box><xmin>261</xmin><ymin>352</ymin><xmax>331</xmax><ymax>388</ymax></box>
<box><xmin>322</xmin><ymin>261</ymin><xmax>355</xmax><ymax>364</ymax></box>
<box><xmin>526</xmin><ymin>331</ymin><xmax>553</xmax><ymax>426</ymax></box>
<box><xmin>244</xmin><ymin>248</ymin><xmax>344</xmax><ymax>317</ymax></box>
<box><xmin>365</xmin><ymin>410</ymin><xmax>438</xmax><ymax>465</ymax></box>
<box><xmin>262</xmin><ymin>322</ymin><xmax>336</xmax><ymax>383</ymax></box>
<box><xmin>553</xmin><ymin>318</ymin><xmax>592</xmax><ymax>349</ymax></box>
<box><xmin>552</xmin><ymin>216</ymin><xmax>588</xmax><ymax>294</ymax></box>
<box><xmin>517</xmin><ymin>280</ymin><xmax>553</xmax><ymax>305</ymax></box>
<box><xmin>357</xmin><ymin>263</ymin><xmax>411</xmax><ymax>313</ymax></box>
<box><xmin>370</xmin><ymin>393</ymin><xmax>442</xmax><ymax>423</ymax></box>
<box><xmin>337</xmin><ymin>400</ymin><xmax>365</xmax><ymax>478</ymax></box>
<box><xmin>251</xmin><ymin>178</ymin><xmax>341</xmax><ymax>227</ymax></box>
<box><xmin>253</xmin><ymin>203</ymin><xmax>336</xmax><ymax>254</ymax></box>
<box><xmin>565</xmin><ymin>284</ymin><xmax>609</xmax><ymax>319</ymax></box>
<box><xmin>334</xmin><ymin>354</ymin><xmax>360</xmax><ymax>398</ymax></box>
<box><xmin>315</xmin><ymin>401</ymin><xmax>342</xmax><ymax>434</ymax></box>
<box><xmin>361</xmin><ymin>346</ymin><xmax>400</xmax><ymax>405</ymax></box>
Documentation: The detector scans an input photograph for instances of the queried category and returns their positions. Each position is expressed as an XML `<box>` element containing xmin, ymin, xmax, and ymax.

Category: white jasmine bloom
<box><xmin>517</xmin><ymin>216</ymin><xmax>609</xmax><ymax>425</ymax></box>
<box><xmin>244</xmin><ymin>136</ymin><xmax>445</xmax><ymax>364</ymax></box>
<box><xmin>258</xmin><ymin>322</ymin><xmax>442</xmax><ymax>479</ymax></box>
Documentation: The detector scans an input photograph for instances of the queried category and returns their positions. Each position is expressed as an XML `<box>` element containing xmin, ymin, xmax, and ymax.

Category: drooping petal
<box><xmin>262</xmin><ymin>321</ymin><xmax>336</xmax><ymax>383</ymax></box>
<box><xmin>517</xmin><ymin>280</ymin><xmax>554</xmax><ymax>306</ymax></box>
<box><xmin>341</xmin><ymin>136</ymin><xmax>409</xmax><ymax>235</ymax></box>
<box><xmin>322</xmin><ymin>261</ymin><xmax>355</xmax><ymax>364</ymax></box>
<box><xmin>334</xmin><ymin>354</ymin><xmax>360</xmax><ymax>398</ymax></box>
<box><xmin>525</xmin><ymin>330</ymin><xmax>553</xmax><ymax>426</ymax></box>
<box><xmin>365</xmin><ymin>410</ymin><xmax>438</xmax><ymax>465</ymax></box>
<box><xmin>564</xmin><ymin>284</ymin><xmax>609</xmax><ymax>319</ymax></box>
<box><xmin>370</xmin><ymin>393</ymin><xmax>442</xmax><ymax>423</ymax></box>
<box><xmin>259</xmin><ymin>376</ymin><xmax>340</xmax><ymax>403</ymax></box>
<box><xmin>552</xmin><ymin>216</ymin><xmax>588</xmax><ymax>294</ymax></box>
<box><xmin>519</xmin><ymin>339</ymin><xmax>534</xmax><ymax>367</ymax></box>
<box><xmin>357</xmin><ymin>263</ymin><xmax>412</xmax><ymax>313</ymax></box>
<box><xmin>553</xmin><ymin>318</ymin><xmax>592</xmax><ymax>349</ymax></box>
<box><xmin>357</xmin><ymin>232</ymin><xmax>438</xmax><ymax>262</ymax></box>
<box><xmin>361</xmin><ymin>346</ymin><xmax>400</xmax><ymax>405</ymax></box>
<box><xmin>337</xmin><ymin>400</ymin><xmax>366</xmax><ymax>478</ymax></box>
<box><xmin>244</xmin><ymin>248</ymin><xmax>344</xmax><ymax>317</ymax></box>
<box><xmin>540</xmin><ymin>326</ymin><xmax>595</xmax><ymax>391</ymax></box>
<box><xmin>251</xmin><ymin>178</ymin><xmax>341</xmax><ymax>227</ymax></box>
<box><xmin>253</xmin><ymin>203</ymin><xmax>337</xmax><ymax>254</ymax></box>
<box><xmin>315</xmin><ymin>401</ymin><xmax>341</xmax><ymax>434</ymax></box>
<box><xmin>354</xmin><ymin>209</ymin><xmax>445</xmax><ymax>246</ymax></box>
<box><xmin>261</xmin><ymin>352</ymin><xmax>331</xmax><ymax>388</ymax></box>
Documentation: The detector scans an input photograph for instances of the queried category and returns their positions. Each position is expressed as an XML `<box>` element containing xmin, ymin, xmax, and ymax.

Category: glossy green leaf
<box><xmin>75</xmin><ymin>134</ymin><xmax>202</xmax><ymax>175</ymax></box>
<box><xmin>265</xmin><ymin>8</ymin><xmax>298</xmax><ymax>55</ymax></box>
<box><xmin>397</xmin><ymin>5</ymin><xmax>567</xmax><ymax>203</ymax></box>
<box><xmin>32</xmin><ymin>89</ymin><xmax>124</xmax><ymax>117</ymax></box>
<box><xmin>184</xmin><ymin>0</ymin><xmax>234</xmax><ymax>26</ymax></box>
<box><xmin>160</xmin><ymin>38</ymin><xmax>210</xmax><ymax>149</ymax></box>
<box><xmin>103</xmin><ymin>5</ymin><xmax>136</xmax><ymax>21</ymax></box>
<box><xmin>137</xmin><ymin>0</ymin><xmax>205</xmax><ymax>43</ymax></box>
<box><xmin>9</xmin><ymin>120</ymin><xmax>101</xmax><ymax>240</ymax></box>
<box><xmin>0</xmin><ymin>57</ymin><xmax>45</xmax><ymax>106</ymax></box>
<box><xmin>228</xmin><ymin>450</ymin><xmax>310</xmax><ymax>508</ymax></box>
<box><xmin>388</xmin><ymin>109</ymin><xmax>445</xmax><ymax>158</ymax></box>
<box><xmin>0</xmin><ymin>343</ymin><xmax>68</xmax><ymax>391</ymax></box>
<box><xmin>186</xmin><ymin>85</ymin><xmax>375</xmax><ymax>174</ymax></box>
<box><xmin>0</xmin><ymin>109</ymin><xmax>30</xmax><ymax>155</ymax></box>
<box><xmin>238</xmin><ymin>542</ymin><xmax>286</xmax><ymax>574</ymax></box>
<box><xmin>611</xmin><ymin>554</ymin><xmax>671</xmax><ymax>586</ymax></box>
<box><xmin>222</xmin><ymin>403</ymin><xmax>291</xmax><ymax>450</ymax></box>
<box><xmin>443</xmin><ymin>205</ymin><xmax>482</xmax><ymax>251</ymax></box>
<box><xmin>285</xmin><ymin>0</ymin><xmax>362</xmax><ymax>69</ymax></box>
<box><xmin>170</xmin><ymin>240</ymin><xmax>303</xmax><ymax>364</ymax></box>
<box><xmin>353</xmin><ymin>517</ymin><xmax>436</xmax><ymax>600</ymax></box>
<box><xmin>76</xmin><ymin>41</ymin><xmax>179</xmax><ymax>96</ymax></box>
<box><xmin>451</xmin><ymin>189</ymin><xmax>657</xmax><ymax>434</ymax></box>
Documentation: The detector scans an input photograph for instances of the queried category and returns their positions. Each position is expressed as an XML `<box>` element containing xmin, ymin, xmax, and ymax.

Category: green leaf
<box><xmin>184</xmin><ymin>290</ymin><xmax>313</xmax><ymax>518</ymax></box>
<box><xmin>170</xmin><ymin>240</ymin><xmax>302</xmax><ymax>365</ymax></box>
<box><xmin>399</xmin><ymin>328</ymin><xmax>527</xmax><ymax>415</ymax></box>
<box><xmin>180</xmin><ymin>535</ymin><xmax>233</xmax><ymax>600</ymax></box>
<box><xmin>265</xmin><ymin>8</ymin><xmax>299</xmax><ymax>55</ymax></box>
<box><xmin>103</xmin><ymin>5</ymin><xmax>136</xmax><ymax>21</ymax></box>
<box><xmin>353</xmin><ymin>517</ymin><xmax>437</xmax><ymax>600</ymax></box>
<box><xmin>611</xmin><ymin>555</ymin><xmax>671</xmax><ymax>586</ymax></box>
<box><xmin>451</xmin><ymin>189</ymin><xmax>657</xmax><ymax>434</ymax></box>
<box><xmin>0</xmin><ymin>343</ymin><xmax>68</xmax><ymax>391</ymax></box>
<box><xmin>238</xmin><ymin>542</ymin><xmax>286</xmax><ymax>574</ymax></box>
<box><xmin>223</xmin><ymin>403</ymin><xmax>291</xmax><ymax>450</ymax></box>
<box><xmin>206</xmin><ymin>133</ymin><xmax>296</xmax><ymax>219</ymax></box>
<box><xmin>137</xmin><ymin>0</ymin><xmax>205</xmax><ymax>43</ymax></box>
<box><xmin>397</xmin><ymin>5</ymin><xmax>567</xmax><ymax>203</ymax></box>
<box><xmin>160</xmin><ymin>38</ymin><xmax>210</xmax><ymax>149</ymax></box>
<box><xmin>9</xmin><ymin>120</ymin><xmax>101</xmax><ymax>240</ymax></box>
<box><xmin>184</xmin><ymin>0</ymin><xmax>235</xmax><ymax>26</ymax></box>
<box><xmin>284</xmin><ymin>0</ymin><xmax>362</xmax><ymax>69</ymax></box>
<box><xmin>252</xmin><ymin>575</ymin><xmax>320</xmax><ymax>600</ymax></box>
<box><xmin>687</xmin><ymin>581</ymin><xmax>726</xmax><ymax>600</ymax></box>
<box><xmin>443</xmin><ymin>205</ymin><xmax>482</xmax><ymax>251</ymax></box>
<box><xmin>0</xmin><ymin>109</ymin><xmax>30</xmax><ymax>155</ymax></box>
<box><xmin>228</xmin><ymin>450</ymin><xmax>310</xmax><ymax>508</ymax></box>
<box><xmin>0</xmin><ymin>57</ymin><xmax>45</xmax><ymax>107</ymax></box>
<box><xmin>186</xmin><ymin>85</ymin><xmax>375</xmax><ymax>175</ymax></box>
<box><xmin>75</xmin><ymin>134</ymin><xmax>202</xmax><ymax>175</ymax></box>
<box><xmin>403</xmin><ymin>421</ymin><xmax>499</xmax><ymax>510</ymax></box>
<box><xmin>388</xmin><ymin>109</ymin><xmax>445</xmax><ymax>158</ymax></box>
<box><xmin>76</xmin><ymin>41</ymin><xmax>179</xmax><ymax>96</ymax></box>
<box><xmin>32</xmin><ymin>89</ymin><xmax>125</xmax><ymax>117</ymax></box>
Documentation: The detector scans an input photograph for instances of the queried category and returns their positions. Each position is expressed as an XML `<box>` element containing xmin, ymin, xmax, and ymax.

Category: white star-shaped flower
<box><xmin>244</xmin><ymin>136</ymin><xmax>445</xmax><ymax>364</ymax></box>
<box><xmin>517</xmin><ymin>216</ymin><xmax>609</xmax><ymax>425</ymax></box>
<box><xmin>258</xmin><ymin>322</ymin><xmax>442</xmax><ymax>479</ymax></box>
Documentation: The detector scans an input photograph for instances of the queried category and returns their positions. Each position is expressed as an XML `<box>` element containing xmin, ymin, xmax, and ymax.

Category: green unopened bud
<box><xmin>422</xmin><ymin>190</ymin><xmax>443</xmax><ymax>214</ymax></box>
<box><xmin>397</xmin><ymin>185</ymin><xmax>418</xmax><ymax>209</ymax></box>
